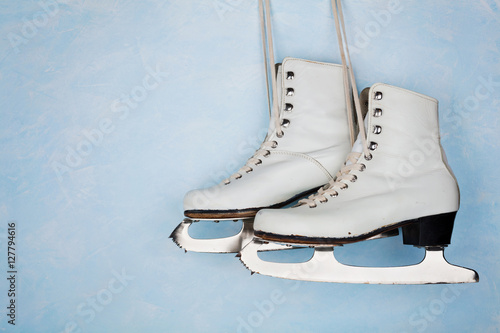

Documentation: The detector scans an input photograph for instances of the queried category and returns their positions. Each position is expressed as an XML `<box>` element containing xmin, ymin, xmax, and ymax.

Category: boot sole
<box><xmin>255</xmin><ymin>211</ymin><xmax>457</xmax><ymax>247</ymax></box>
<box><xmin>184</xmin><ymin>187</ymin><xmax>321</xmax><ymax>219</ymax></box>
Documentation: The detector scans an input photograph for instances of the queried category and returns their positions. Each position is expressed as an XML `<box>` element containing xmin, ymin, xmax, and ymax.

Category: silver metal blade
<box><xmin>239</xmin><ymin>239</ymin><xmax>479</xmax><ymax>284</ymax></box>
<box><xmin>170</xmin><ymin>219</ymin><xmax>293</xmax><ymax>253</ymax></box>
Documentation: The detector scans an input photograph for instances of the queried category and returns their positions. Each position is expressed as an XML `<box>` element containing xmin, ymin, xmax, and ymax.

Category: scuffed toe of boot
<box><xmin>254</xmin><ymin>208</ymin><xmax>307</xmax><ymax>237</ymax></box>
<box><xmin>183</xmin><ymin>185</ymin><xmax>225</xmax><ymax>212</ymax></box>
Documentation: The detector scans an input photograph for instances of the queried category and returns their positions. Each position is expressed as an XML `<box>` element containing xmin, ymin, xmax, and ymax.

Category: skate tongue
<box><xmin>263</xmin><ymin>64</ymin><xmax>282</xmax><ymax>139</ymax></box>
<box><xmin>346</xmin><ymin>87</ymin><xmax>371</xmax><ymax>164</ymax></box>
<box><xmin>346</xmin><ymin>114</ymin><xmax>368</xmax><ymax>164</ymax></box>
<box><xmin>350</xmin><ymin>130</ymin><xmax>364</xmax><ymax>155</ymax></box>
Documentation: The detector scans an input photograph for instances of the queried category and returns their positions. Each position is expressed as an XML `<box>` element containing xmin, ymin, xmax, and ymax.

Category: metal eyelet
<box><xmin>350</xmin><ymin>175</ymin><xmax>357</xmax><ymax>182</ymax></box>
<box><xmin>272</xmin><ymin>141</ymin><xmax>278</xmax><ymax>148</ymax></box>
<box><xmin>359</xmin><ymin>163</ymin><xmax>366</xmax><ymax>171</ymax></box>
<box><xmin>286</xmin><ymin>71</ymin><xmax>294</xmax><ymax>80</ymax></box>
<box><xmin>375</xmin><ymin>91</ymin><xmax>383</xmax><ymax>100</ymax></box>
<box><xmin>285</xmin><ymin>103</ymin><xmax>293</xmax><ymax>112</ymax></box>
<box><xmin>373</xmin><ymin>125</ymin><xmax>382</xmax><ymax>134</ymax></box>
<box><xmin>364</xmin><ymin>153</ymin><xmax>373</xmax><ymax>161</ymax></box>
<box><xmin>373</xmin><ymin>108</ymin><xmax>382</xmax><ymax>117</ymax></box>
<box><xmin>341</xmin><ymin>184</ymin><xmax>348</xmax><ymax>190</ymax></box>
<box><xmin>286</xmin><ymin>88</ymin><xmax>294</xmax><ymax>96</ymax></box>
<box><xmin>276</xmin><ymin>131</ymin><xmax>284</xmax><ymax>138</ymax></box>
<box><xmin>281</xmin><ymin>119</ymin><xmax>290</xmax><ymax>128</ymax></box>
<box><xmin>369</xmin><ymin>142</ymin><xmax>378</xmax><ymax>150</ymax></box>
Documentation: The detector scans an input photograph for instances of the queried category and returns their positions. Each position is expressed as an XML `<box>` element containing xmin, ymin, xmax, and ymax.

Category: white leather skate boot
<box><xmin>170</xmin><ymin>0</ymin><xmax>357</xmax><ymax>253</ymax></box>
<box><xmin>172</xmin><ymin>58</ymin><xmax>354</xmax><ymax>253</ymax></box>
<box><xmin>185</xmin><ymin>58</ymin><xmax>352</xmax><ymax>218</ymax></box>
<box><xmin>241</xmin><ymin>83</ymin><xmax>479</xmax><ymax>284</ymax></box>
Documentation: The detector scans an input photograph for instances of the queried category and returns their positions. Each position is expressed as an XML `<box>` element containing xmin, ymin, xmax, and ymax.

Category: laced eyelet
<box><xmin>359</xmin><ymin>163</ymin><xmax>366</xmax><ymax>171</ymax></box>
<box><xmin>281</xmin><ymin>119</ymin><xmax>290</xmax><ymax>128</ymax></box>
<box><xmin>309</xmin><ymin>203</ymin><xmax>317</xmax><ymax>208</ymax></box>
<box><xmin>272</xmin><ymin>141</ymin><xmax>278</xmax><ymax>148</ymax></box>
<box><xmin>373</xmin><ymin>108</ymin><xmax>382</xmax><ymax>117</ymax></box>
<box><xmin>329</xmin><ymin>192</ymin><xmax>338</xmax><ymax>197</ymax></box>
<box><xmin>235</xmin><ymin>174</ymin><xmax>242</xmax><ymax>179</ymax></box>
<box><xmin>319</xmin><ymin>198</ymin><xmax>328</xmax><ymax>203</ymax></box>
<box><xmin>286</xmin><ymin>71</ymin><xmax>294</xmax><ymax>80</ymax></box>
<box><xmin>285</xmin><ymin>103</ymin><xmax>293</xmax><ymax>112</ymax></box>
<box><xmin>286</xmin><ymin>88</ymin><xmax>294</xmax><ymax>96</ymax></box>
<box><xmin>350</xmin><ymin>175</ymin><xmax>357</xmax><ymax>182</ymax></box>
<box><xmin>364</xmin><ymin>153</ymin><xmax>373</xmax><ymax>161</ymax></box>
<box><xmin>369</xmin><ymin>142</ymin><xmax>378</xmax><ymax>151</ymax></box>
<box><xmin>264</xmin><ymin>150</ymin><xmax>271</xmax><ymax>157</ymax></box>
<box><xmin>246</xmin><ymin>168</ymin><xmax>253</xmax><ymax>173</ymax></box>
<box><xmin>276</xmin><ymin>131</ymin><xmax>284</xmax><ymax>138</ymax></box>
<box><xmin>375</xmin><ymin>91</ymin><xmax>383</xmax><ymax>100</ymax></box>
<box><xmin>373</xmin><ymin>125</ymin><xmax>382</xmax><ymax>134</ymax></box>
<box><xmin>255</xmin><ymin>159</ymin><xmax>262</xmax><ymax>165</ymax></box>
<box><xmin>341</xmin><ymin>184</ymin><xmax>348</xmax><ymax>190</ymax></box>
<box><xmin>224</xmin><ymin>180</ymin><xmax>230</xmax><ymax>185</ymax></box>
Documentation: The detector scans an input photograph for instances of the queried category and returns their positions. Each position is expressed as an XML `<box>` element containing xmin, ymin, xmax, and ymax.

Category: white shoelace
<box><xmin>224</xmin><ymin>0</ymin><xmax>279</xmax><ymax>185</ymax></box>
<box><xmin>331</xmin><ymin>0</ymin><xmax>369</xmax><ymax>159</ymax></box>
<box><xmin>299</xmin><ymin>0</ymin><xmax>371</xmax><ymax>207</ymax></box>
<box><xmin>225</xmin><ymin>0</ymin><xmax>368</xmax><ymax>186</ymax></box>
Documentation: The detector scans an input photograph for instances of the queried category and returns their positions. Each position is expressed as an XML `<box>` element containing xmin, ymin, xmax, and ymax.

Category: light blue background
<box><xmin>0</xmin><ymin>0</ymin><xmax>499</xmax><ymax>332</ymax></box>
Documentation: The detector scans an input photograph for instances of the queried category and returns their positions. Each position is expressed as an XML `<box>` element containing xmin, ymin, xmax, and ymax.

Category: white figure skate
<box><xmin>171</xmin><ymin>0</ymin><xmax>357</xmax><ymax>253</ymax></box>
<box><xmin>240</xmin><ymin>82</ymin><xmax>480</xmax><ymax>284</ymax></box>
<box><xmin>239</xmin><ymin>1</ymin><xmax>479</xmax><ymax>284</ymax></box>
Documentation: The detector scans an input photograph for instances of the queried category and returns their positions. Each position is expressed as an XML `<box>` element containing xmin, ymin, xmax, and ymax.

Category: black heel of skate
<box><xmin>402</xmin><ymin>212</ymin><xmax>456</xmax><ymax>247</ymax></box>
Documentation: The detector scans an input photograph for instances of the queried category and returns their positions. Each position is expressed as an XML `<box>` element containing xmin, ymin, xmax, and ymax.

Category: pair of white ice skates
<box><xmin>171</xmin><ymin>0</ymin><xmax>479</xmax><ymax>284</ymax></box>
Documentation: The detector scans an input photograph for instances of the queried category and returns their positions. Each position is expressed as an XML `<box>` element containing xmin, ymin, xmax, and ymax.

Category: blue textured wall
<box><xmin>0</xmin><ymin>0</ymin><xmax>499</xmax><ymax>332</ymax></box>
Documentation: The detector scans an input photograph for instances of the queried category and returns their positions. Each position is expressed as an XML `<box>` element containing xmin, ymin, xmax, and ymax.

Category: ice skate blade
<box><xmin>170</xmin><ymin>219</ymin><xmax>293</xmax><ymax>253</ymax></box>
<box><xmin>239</xmin><ymin>239</ymin><xmax>479</xmax><ymax>284</ymax></box>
